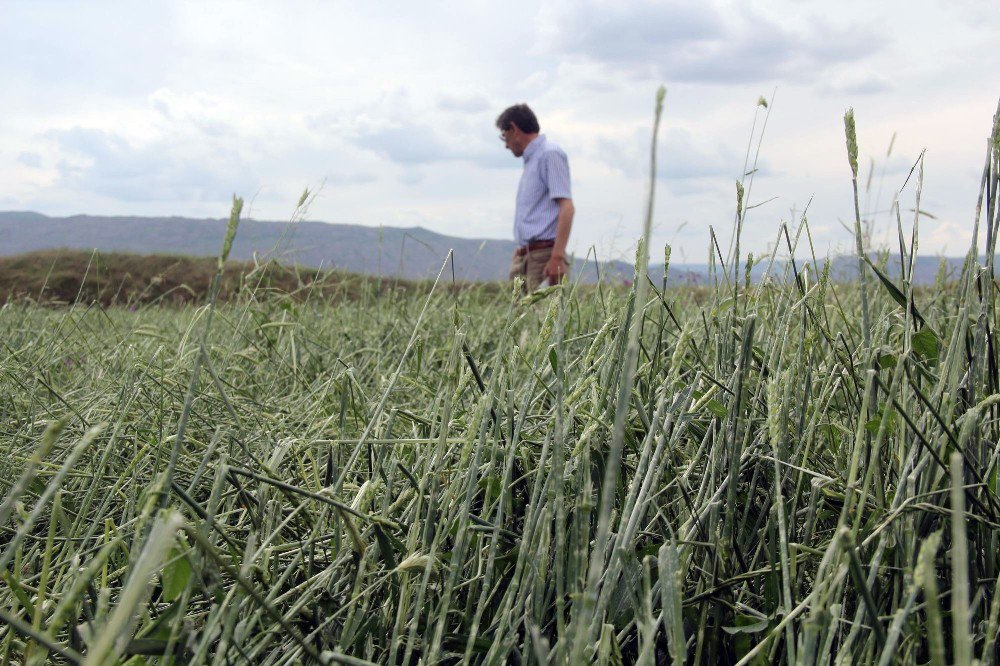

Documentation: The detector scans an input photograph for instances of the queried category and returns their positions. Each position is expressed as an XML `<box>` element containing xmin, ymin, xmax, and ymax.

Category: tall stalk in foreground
<box><xmin>160</xmin><ymin>196</ymin><xmax>243</xmax><ymax>511</ymax></box>
<box><xmin>569</xmin><ymin>84</ymin><xmax>666</xmax><ymax>663</ymax></box>
<box><xmin>845</xmin><ymin>108</ymin><xmax>871</xmax><ymax>351</ymax></box>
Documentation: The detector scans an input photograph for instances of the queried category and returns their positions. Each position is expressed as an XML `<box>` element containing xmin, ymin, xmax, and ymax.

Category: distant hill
<box><xmin>0</xmin><ymin>249</ymin><xmax>452</xmax><ymax>305</ymax></box>
<box><xmin>0</xmin><ymin>211</ymin><xmax>639</xmax><ymax>284</ymax></box>
<box><xmin>0</xmin><ymin>211</ymin><xmax>975</xmax><ymax>285</ymax></box>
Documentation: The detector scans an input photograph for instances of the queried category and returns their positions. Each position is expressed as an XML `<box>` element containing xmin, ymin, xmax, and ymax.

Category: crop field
<box><xmin>2</xmin><ymin>106</ymin><xmax>1000</xmax><ymax>665</ymax></box>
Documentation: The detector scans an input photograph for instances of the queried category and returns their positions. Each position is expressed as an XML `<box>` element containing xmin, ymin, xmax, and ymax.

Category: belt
<box><xmin>515</xmin><ymin>239</ymin><xmax>556</xmax><ymax>256</ymax></box>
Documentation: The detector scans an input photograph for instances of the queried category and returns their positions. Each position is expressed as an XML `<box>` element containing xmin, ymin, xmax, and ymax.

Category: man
<box><xmin>497</xmin><ymin>103</ymin><xmax>574</xmax><ymax>292</ymax></box>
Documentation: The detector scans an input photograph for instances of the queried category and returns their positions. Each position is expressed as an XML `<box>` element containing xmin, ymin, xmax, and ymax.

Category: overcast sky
<box><xmin>3</xmin><ymin>0</ymin><xmax>998</xmax><ymax>264</ymax></box>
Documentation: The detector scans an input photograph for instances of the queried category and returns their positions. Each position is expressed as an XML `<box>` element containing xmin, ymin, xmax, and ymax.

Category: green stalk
<box><xmin>570</xmin><ymin>84</ymin><xmax>666</xmax><ymax>662</ymax></box>
<box><xmin>951</xmin><ymin>452</ymin><xmax>972</xmax><ymax>666</ymax></box>
<box><xmin>844</xmin><ymin>109</ymin><xmax>871</xmax><ymax>351</ymax></box>
<box><xmin>161</xmin><ymin>196</ymin><xmax>243</xmax><ymax>511</ymax></box>
<box><xmin>916</xmin><ymin>531</ymin><xmax>946</xmax><ymax>666</ymax></box>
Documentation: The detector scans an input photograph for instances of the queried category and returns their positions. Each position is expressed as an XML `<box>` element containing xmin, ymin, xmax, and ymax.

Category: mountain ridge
<box><xmin>0</xmin><ymin>211</ymin><xmax>974</xmax><ymax>285</ymax></box>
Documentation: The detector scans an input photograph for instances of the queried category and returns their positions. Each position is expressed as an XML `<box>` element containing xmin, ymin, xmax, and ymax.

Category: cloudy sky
<box><xmin>3</xmin><ymin>0</ymin><xmax>998</xmax><ymax>265</ymax></box>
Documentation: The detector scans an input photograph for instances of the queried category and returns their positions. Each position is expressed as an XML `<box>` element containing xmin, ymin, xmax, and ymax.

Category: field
<box><xmin>2</xmin><ymin>107</ymin><xmax>1000</xmax><ymax>665</ymax></box>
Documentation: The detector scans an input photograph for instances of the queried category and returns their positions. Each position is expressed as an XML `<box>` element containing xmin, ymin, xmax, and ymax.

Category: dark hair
<box><xmin>496</xmin><ymin>104</ymin><xmax>540</xmax><ymax>134</ymax></box>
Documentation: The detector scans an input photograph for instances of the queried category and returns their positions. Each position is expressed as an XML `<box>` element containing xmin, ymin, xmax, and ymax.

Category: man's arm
<box><xmin>544</xmin><ymin>198</ymin><xmax>574</xmax><ymax>282</ymax></box>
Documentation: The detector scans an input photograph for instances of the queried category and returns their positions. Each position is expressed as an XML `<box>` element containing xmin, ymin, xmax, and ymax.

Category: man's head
<box><xmin>496</xmin><ymin>103</ymin><xmax>540</xmax><ymax>157</ymax></box>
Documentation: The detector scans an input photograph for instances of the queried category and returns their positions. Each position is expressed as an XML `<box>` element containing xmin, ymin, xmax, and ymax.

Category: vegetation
<box><xmin>2</xmin><ymin>96</ymin><xmax>1000</xmax><ymax>664</ymax></box>
<box><xmin>0</xmin><ymin>250</ymin><xmax>452</xmax><ymax>307</ymax></box>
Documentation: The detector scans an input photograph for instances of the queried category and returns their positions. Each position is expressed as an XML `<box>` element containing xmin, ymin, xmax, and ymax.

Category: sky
<box><xmin>2</xmin><ymin>0</ymin><xmax>998</xmax><ymax>265</ymax></box>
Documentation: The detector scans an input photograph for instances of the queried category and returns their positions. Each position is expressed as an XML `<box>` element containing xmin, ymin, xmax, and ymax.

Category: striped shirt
<box><xmin>514</xmin><ymin>135</ymin><xmax>572</xmax><ymax>247</ymax></box>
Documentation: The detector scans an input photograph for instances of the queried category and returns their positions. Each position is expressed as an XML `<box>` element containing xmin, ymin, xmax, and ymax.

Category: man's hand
<box><xmin>543</xmin><ymin>253</ymin><xmax>568</xmax><ymax>284</ymax></box>
<box><xmin>543</xmin><ymin>198</ymin><xmax>573</xmax><ymax>285</ymax></box>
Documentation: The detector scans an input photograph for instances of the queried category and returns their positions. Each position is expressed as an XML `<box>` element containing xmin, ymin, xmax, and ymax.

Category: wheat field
<box><xmin>2</xmin><ymin>94</ymin><xmax>1000</xmax><ymax>665</ymax></box>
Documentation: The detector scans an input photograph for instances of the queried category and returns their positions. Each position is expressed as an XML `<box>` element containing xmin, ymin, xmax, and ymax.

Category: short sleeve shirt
<box><xmin>514</xmin><ymin>135</ymin><xmax>572</xmax><ymax>246</ymax></box>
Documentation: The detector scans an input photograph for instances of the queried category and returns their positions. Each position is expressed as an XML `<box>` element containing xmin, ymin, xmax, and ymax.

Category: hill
<box><xmin>0</xmin><ymin>211</ymin><xmax>974</xmax><ymax>286</ymax></box>
<box><xmin>0</xmin><ymin>211</ymin><xmax>642</xmax><ymax>284</ymax></box>
<box><xmin>0</xmin><ymin>250</ymin><xmax>450</xmax><ymax>306</ymax></box>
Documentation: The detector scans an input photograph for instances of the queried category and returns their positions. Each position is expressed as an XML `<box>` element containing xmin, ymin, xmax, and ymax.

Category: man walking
<box><xmin>497</xmin><ymin>104</ymin><xmax>574</xmax><ymax>292</ymax></box>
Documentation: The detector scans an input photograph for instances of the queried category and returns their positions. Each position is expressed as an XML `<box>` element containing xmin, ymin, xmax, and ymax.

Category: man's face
<box><xmin>500</xmin><ymin>124</ymin><xmax>527</xmax><ymax>158</ymax></box>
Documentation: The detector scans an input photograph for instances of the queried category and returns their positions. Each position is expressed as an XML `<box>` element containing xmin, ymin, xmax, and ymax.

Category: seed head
<box><xmin>767</xmin><ymin>375</ymin><xmax>783</xmax><ymax>445</ymax></box>
<box><xmin>844</xmin><ymin>109</ymin><xmax>859</xmax><ymax>179</ymax></box>
<box><xmin>396</xmin><ymin>553</ymin><xmax>432</xmax><ymax>573</ymax></box>
<box><xmin>757</xmin><ymin>96</ymin><xmax>768</xmax><ymax>108</ymax></box>
<box><xmin>915</xmin><ymin>530</ymin><xmax>942</xmax><ymax>583</ymax></box>
<box><xmin>219</xmin><ymin>195</ymin><xmax>244</xmax><ymax>269</ymax></box>
<box><xmin>633</xmin><ymin>237</ymin><xmax>646</xmax><ymax>276</ymax></box>
<box><xmin>512</xmin><ymin>276</ymin><xmax>524</xmax><ymax>300</ymax></box>
<box><xmin>669</xmin><ymin>325</ymin><xmax>691</xmax><ymax>376</ymax></box>
<box><xmin>539</xmin><ymin>295</ymin><xmax>559</xmax><ymax>342</ymax></box>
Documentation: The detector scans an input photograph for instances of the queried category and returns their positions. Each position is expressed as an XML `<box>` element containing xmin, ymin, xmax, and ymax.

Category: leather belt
<box><xmin>515</xmin><ymin>239</ymin><xmax>556</xmax><ymax>256</ymax></box>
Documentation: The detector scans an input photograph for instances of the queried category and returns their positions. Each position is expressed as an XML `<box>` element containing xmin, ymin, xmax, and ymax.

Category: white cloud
<box><xmin>339</xmin><ymin>92</ymin><xmax>521</xmax><ymax>170</ymax></box>
<box><xmin>819</xmin><ymin>71</ymin><xmax>893</xmax><ymax>96</ymax></box>
<box><xmin>44</xmin><ymin>126</ymin><xmax>255</xmax><ymax>203</ymax></box>
<box><xmin>437</xmin><ymin>93</ymin><xmax>492</xmax><ymax>113</ymax></box>
<box><xmin>535</xmin><ymin>0</ymin><xmax>880</xmax><ymax>84</ymax></box>
<box><xmin>17</xmin><ymin>152</ymin><xmax>43</xmax><ymax>169</ymax></box>
<box><xmin>596</xmin><ymin>126</ymin><xmax>745</xmax><ymax>182</ymax></box>
<box><xmin>352</xmin><ymin>126</ymin><xmax>454</xmax><ymax>166</ymax></box>
<box><xmin>2</xmin><ymin>2</ymin><xmax>178</xmax><ymax>96</ymax></box>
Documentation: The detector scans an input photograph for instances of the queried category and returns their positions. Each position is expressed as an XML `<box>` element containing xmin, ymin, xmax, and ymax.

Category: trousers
<box><xmin>508</xmin><ymin>246</ymin><xmax>568</xmax><ymax>293</ymax></box>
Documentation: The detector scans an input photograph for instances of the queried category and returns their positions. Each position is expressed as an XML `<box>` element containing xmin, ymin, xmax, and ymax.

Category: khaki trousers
<box><xmin>509</xmin><ymin>246</ymin><xmax>567</xmax><ymax>293</ymax></box>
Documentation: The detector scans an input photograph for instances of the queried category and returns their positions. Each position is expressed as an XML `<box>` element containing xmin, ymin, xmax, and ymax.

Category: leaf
<box><xmin>877</xmin><ymin>351</ymin><xmax>897</xmax><ymax>369</ymax></box>
<box><xmin>478</xmin><ymin>475</ymin><xmax>502</xmax><ymax>503</ymax></box>
<box><xmin>607</xmin><ymin>555</ymin><xmax>641</xmax><ymax>627</ymax></box>
<box><xmin>596</xmin><ymin>623</ymin><xmax>624</xmax><ymax>666</ymax></box>
<box><xmin>373</xmin><ymin>525</ymin><xmax>399</xmax><ymax>570</ymax></box>
<box><xmin>442</xmin><ymin>632</ymin><xmax>493</xmax><ymax>653</ymax></box>
<box><xmin>136</xmin><ymin>600</ymin><xmax>185</xmax><ymax>641</ymax></box>
<box><xmin>912</xmin><ymin>326</ymin><xmax>940</xmax><ymax>362</ymax></box>
<box><xmin>723</xmin><ymin>614</ymin><xmax>770</xmax><ymax>634</ymax></box>
<box><xmin>864</xmin><ymin>256</ymin><xmax>925</xmax><ymax>327</ymax></box>
<box><xmin>161</xmin><ymin>541</ymin><xmax>192</xmax><ymax>602</ymax></box>
<box><xmin>705</xmin><ymin>399</ymin><xmax>728</xmax><ymax>418</ymax></box>
<box><xmin>1</xmin><ymin>572</ymin><xmax>36</xmax><ymax>618</ymax></box>
<box><xmin>548</xmin><ymin>348</ymin><xmax>558</xmax><ymax>374</ymax></box>
<box><xmin>865</xmin><ymin>410</ymin><xmax>897</xmax><ymax>435</ymax></box>
<box><xmin>521</xmin><ymin>285</ymin><xmax>556</xmax><ymax>305</ymax></box>
<box><xmin>715</xmin><ymin>297</ymin><xmax>735</xmax><ymax>313</ymax></box>
<box><xmin>818</xmin><ymin>423</ymin><xmax>850</xmax><ymax>440</ymax></box>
